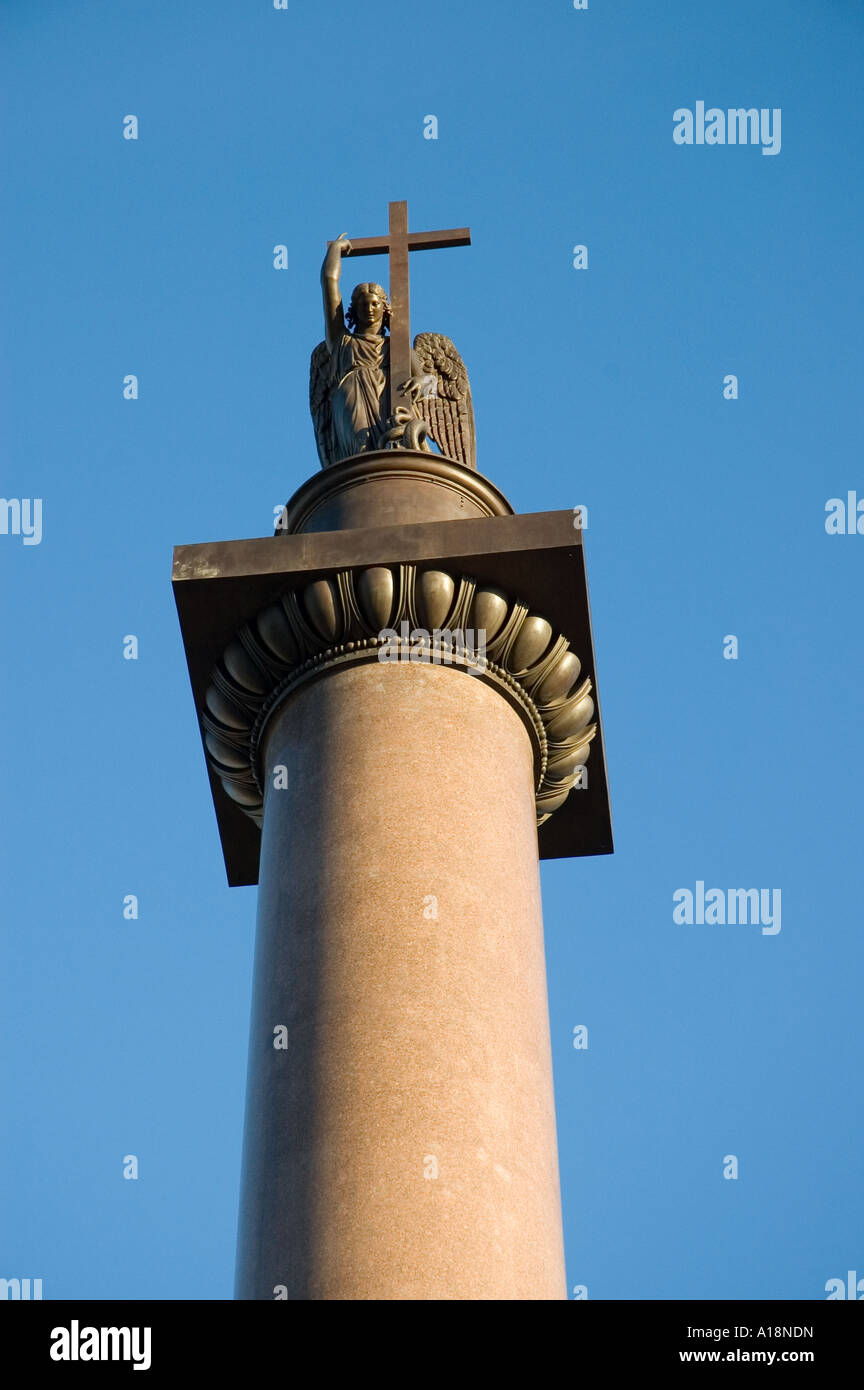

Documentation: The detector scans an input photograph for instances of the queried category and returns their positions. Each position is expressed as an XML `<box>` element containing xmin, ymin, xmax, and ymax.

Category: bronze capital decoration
<box><xmin>201</xmin><ymin>564</ymin><xmax>596</xmax><ymax>830</ymax></box>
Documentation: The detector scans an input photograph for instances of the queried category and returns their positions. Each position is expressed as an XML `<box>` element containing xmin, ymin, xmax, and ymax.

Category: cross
<box><xmin>329</xmin><ymin>200</ymin><xmax>470</xmax><ymax>411</ymax></box>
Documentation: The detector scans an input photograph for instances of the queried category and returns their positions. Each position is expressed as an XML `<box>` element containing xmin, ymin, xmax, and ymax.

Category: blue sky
<box><xmin>1</xmin><ymin>0</ymin><xmax>861</xmax><ymax>1300</ymax></box>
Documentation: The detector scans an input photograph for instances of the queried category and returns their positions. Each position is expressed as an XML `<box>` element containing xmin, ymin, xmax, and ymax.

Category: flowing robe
<box><xmin>328</xmin><ymin>331</ymin><xmax>391</xmax><ymax>461</ymax></box>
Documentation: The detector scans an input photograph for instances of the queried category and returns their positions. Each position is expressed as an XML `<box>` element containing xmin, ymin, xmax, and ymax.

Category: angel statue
<box><xmin>309</xmin><ymin>233</ymin><xmax>476</xmax><ymax>470</ymax></box>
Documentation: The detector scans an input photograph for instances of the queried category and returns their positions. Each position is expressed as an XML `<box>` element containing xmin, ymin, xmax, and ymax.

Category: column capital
<box><xmin>173</xmin><ymin>507</ymin><xmax>613</xmax><ymax>885</ymax></box>
<box><xmin>203</xmin><ymin>563</ymin><xmax>596</xmax><ymax>834</ymax></box>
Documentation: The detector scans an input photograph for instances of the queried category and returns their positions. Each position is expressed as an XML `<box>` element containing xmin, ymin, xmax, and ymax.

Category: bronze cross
<box><xmin>330</xmin><ymin>200</ymin><xmax>470</xmax><ymax>409</ymax></box>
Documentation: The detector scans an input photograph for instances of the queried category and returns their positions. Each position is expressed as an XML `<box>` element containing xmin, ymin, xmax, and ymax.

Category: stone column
<box><xmin>174</xmin><ymin>453</ymin><xmax>603</xmax><ymax>1301</ymax></box>
<box><xmin>234</xmin><ymin>655</ymin><xmax>566</xmax><ymax>1300</ymax></box>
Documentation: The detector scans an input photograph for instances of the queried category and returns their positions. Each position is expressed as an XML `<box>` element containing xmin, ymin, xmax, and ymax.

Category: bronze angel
<box><xmin>310</xmin><ymin>233</ymin><xmax>476</xmax><ymax>470</ymax></box>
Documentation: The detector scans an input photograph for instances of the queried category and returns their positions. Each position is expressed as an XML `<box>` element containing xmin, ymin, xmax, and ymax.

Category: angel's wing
<box><xmin>309</xmin><ymin>340</ymin><xmax>333</xmax><ymax>469</ymax></box>
<box><xmin>412</xmin><ymin>332</ymin><xmax>476</xmax><ymax>471</ymax></box>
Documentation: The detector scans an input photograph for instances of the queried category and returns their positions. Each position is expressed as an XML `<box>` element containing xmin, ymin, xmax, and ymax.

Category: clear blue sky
<box><xmin>1</xmin><ymin>0</ymin><xmax>861</xmax><ymax>1300</ymax></box>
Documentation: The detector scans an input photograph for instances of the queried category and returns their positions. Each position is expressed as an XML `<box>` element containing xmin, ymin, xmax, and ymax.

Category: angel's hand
<box><xmin>323</xmin><ymin>233</ymin><xmax>352</xmax><ymax>277</ymax></box>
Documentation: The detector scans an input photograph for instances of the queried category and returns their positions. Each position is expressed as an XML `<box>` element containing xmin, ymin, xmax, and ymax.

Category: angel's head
<box><xmin>346</xmin><ymin>283</ymin><xmax>390</xmax><ymax>335</ymax></box>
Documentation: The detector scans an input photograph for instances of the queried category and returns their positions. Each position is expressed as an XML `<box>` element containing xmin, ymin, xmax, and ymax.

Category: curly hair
<box><xmin>346</xmin><ymin>282</ymin><xmax>390</xmax><ymax>333</ymax></box>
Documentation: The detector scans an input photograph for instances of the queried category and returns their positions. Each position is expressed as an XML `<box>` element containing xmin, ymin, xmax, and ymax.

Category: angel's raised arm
<box><xmin>321</xmin><ymin>234</ymin><xmax>351</xmax><ymax>351</ymax></box>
